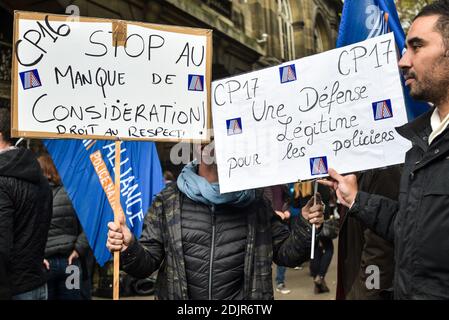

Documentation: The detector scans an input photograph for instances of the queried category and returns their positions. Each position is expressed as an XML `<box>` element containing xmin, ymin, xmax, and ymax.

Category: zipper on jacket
<box><xmin>208</xmin><ymin>205</ymin><xmax>216</xmax><ymax>300</ymax></box>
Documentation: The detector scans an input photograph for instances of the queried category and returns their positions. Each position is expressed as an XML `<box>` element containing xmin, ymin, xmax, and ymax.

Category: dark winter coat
<box><xmin>0</xmin><ymin>148</ymin><xmax>52</xmax><ymax>299</ymax></box>
<box><xmin>121</xmin><ymin>183</ymin><xmax>313</xmax><ymax>300</ymax></box>
<box><xmin>350</xmin><ymin>109</ymin><xmax>449</xmax><ymax>299</ymax></box>
<box><xmin>337</xmin><ymin>167</ymin><xmax>400</xmax><ymax>300</ymax></box>
<box><xmin>45</xmin><ymin>184</ymin><xmax>89</xmax><ymax>258</ymax></box>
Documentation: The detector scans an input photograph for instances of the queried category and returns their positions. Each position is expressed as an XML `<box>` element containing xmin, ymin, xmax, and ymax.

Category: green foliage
<box><xmin>396</xmin><ymin>0</ymin><xmax>434</xmax><ymax>31</ymax></box>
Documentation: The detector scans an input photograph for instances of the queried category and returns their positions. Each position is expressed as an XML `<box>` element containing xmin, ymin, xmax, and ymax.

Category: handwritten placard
<box><xmin>11</xmin><ymin>11</ymin><xmax>212</xmax><ymax>142</ymax></box>
<box><xmin>212</xmin><ymin>33</ymin><xmax>411</xmax><ymax>193</ymax></box>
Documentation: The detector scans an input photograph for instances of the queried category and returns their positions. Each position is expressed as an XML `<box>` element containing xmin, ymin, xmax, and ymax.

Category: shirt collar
<box><xmin>429</xmin><ymin>108</ymin><xmax>449</xmax><ymax>145</ymax></box>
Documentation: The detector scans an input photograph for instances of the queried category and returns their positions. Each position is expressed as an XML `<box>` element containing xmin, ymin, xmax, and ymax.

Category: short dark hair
<box><xmin>37</xmin><ymin>153</ymin><xmax>61</xmax><ymax>185</ymax></box>
<box><xmin>415</xmin><ymin>0</ymin><xmax>449</xmax><ymax>49</ymax></box>
<box><xmin>163</xmin><ymin>170</ymin><xmax>174</xmax><ymax>182</ymax></box>
<box><xmin>0</xmin><ymin>108</ymin><xmax>13</xmax><ymax>144</ymax></box>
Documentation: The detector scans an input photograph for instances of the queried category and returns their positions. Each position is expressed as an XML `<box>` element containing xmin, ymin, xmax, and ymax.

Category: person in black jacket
<box><xmin>299</xmin><ymin>182</ymin><xmax>334</xmax><ymax>294</ymax></box>
<box><xmin>320</xmin><ymin>0</ymin><xmax>449</xmax><ymax>300</ymax></box>
<box><xmin>336</xmin><ymin>167</ymin><xmax>401</xmax><ymax>300</ymax></box>
<box><xmin>106</xmin><ymin>141</ymin><xmax>325</xmax><ymax>300</ymax></box>
<box><xmin>263</xmin><ymin>185</ymin><xmax>292</xmax><ymax>295</ymax></box>
<box><xmin>0</xmin><ymin>109</ymin><xmax>52</xmax><ymax>300</ymax></box>
<box><xmin>37</xmin><ymin>154</ymin><xmax>90</xmax><ymax>300</ymax></box>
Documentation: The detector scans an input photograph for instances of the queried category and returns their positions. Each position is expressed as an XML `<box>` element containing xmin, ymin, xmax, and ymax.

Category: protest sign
<box><xmin>11</xmin><ymin>11</ymin><xmax>212</xmax><ymax>142</ymax></box>
<box><xmin>10</xmin><ymin>11</ymin><xmax>202</xmax><ymax>300</ymax></box>
<box><xmin>212</xmin><ymin>32</ymin><xmax>411</xmax><ymax>193</ymax></box>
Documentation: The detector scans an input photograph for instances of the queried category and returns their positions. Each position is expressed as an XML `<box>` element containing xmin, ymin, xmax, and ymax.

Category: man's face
<box><xmin>0</xmin><ymin>133</ymin><xmax>9</xmax><ymax>151</ymax></box>
<box><xmin>194</xmin><ymin>139</ymin><xmax>216</xmax><ymax>165</ymax></box>
<box><xmin>399</xmin><ymin>15</ymin><xmax>449</xmax><ymax>105</ymax></box>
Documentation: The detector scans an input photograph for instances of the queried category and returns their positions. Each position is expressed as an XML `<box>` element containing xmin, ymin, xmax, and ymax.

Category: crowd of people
<box><xmin>2</xmin><ymin>0</ymin><xmax>449</xmax><ymax>300</ymax></box>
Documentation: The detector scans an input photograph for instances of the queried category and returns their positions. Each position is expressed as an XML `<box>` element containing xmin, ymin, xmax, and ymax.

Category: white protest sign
<box><xmin>11</xmin><ymin>11</ymin><xmax>212</xmax><ymax>142</ymax></box>
<box><xmin>212</xmin><ymin>32</ymin><xmax>411</xmax><ymax>193</ymax></box>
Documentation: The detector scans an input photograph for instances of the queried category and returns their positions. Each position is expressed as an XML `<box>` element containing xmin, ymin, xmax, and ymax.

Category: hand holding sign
<box><xmin>107</xmin><ymin>214</ymin><xmax>133</xmax><ymax>253</ymax></box>
<box><xmin>301</xmin><ymin>194</ymin><xmax>324</xmax><ymax>228</ymax></box>
<box><xmin>12</xmin><ymin>11</ymin><xmax>212</xmax><ymax>301</ymax></box>
<box><xmin>212</xmin><ymin>32</ymin><xmax>410</xmax><ymax>194</ymax></box>
<box><xmin>318</xmin><ymin>168</ymin><xmax>358</xmax><ymax>208</ymax></box>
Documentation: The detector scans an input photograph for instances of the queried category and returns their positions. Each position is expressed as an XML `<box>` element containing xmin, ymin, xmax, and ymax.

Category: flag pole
<box><xmin>311</xmin><ymin>180</ymin><xmax>318</xmax><ymax>260</ymax></box>
<box><xmin>113</xmin><ymin>139</ymin><xmax>121</xmax><ymax>300</ymax></box>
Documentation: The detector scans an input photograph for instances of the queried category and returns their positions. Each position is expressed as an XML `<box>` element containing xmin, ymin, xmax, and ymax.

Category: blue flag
<box><xmin>44</xmin><ymin>139</ymin><xmax>165</xmax><ymax>266</ymax></box>
<box><xmin>337</xmin><ymin>0</ymin><xmax>429</xmax><ymax>121</ymax></box>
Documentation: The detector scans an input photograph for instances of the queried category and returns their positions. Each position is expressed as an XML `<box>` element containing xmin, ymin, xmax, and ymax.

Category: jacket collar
<box><xmin>396</xmin><ymin>108</ymin><xmax>434</xmax><ymax>151</ymax></box>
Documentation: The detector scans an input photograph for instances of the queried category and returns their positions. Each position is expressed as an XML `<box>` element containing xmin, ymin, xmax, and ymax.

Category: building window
<box><xmin>314</xmin><ymin>14</ymin><xmax>330</xmax><ymax>53</ymax></box>
<box><xmin>314</xmin><ymin>28</ymin><xmax>324</xmax><ymax>53</ymax></box>
<box><xmin>0</xmin><ymin>40</ymin><xmax>11</xmax><ymax>83</ymax></box>
<box><xmin>232</xmin><ymin>10</ymin><xmax>245</xmax><ymax>30</ymax></box>
<box><xmin>278</xmin><ymin>0</ymin><xmax>295</xmax><ymax>61</ymax></box>
<box><xmin>0</xmin><ymin>38</ymin><xmax>11</xmax><ymax>102</ymax></box>
<box><xmin>202</xmin><ymin>0</ymin><xmax>232</xmax><ymax>19</ymax></box>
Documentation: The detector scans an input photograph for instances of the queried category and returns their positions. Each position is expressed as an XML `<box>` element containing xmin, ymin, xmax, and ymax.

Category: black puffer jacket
<box><xmin>180</xmin><ymin>194</ymin><xmax>247</xmax><ymax>300</ymax></box>
<box><xmin>121</xmin><ymin>184</ymin><xmax>313</xmax><ymax>300</ymax></box>
<box><xmin>0</xmin><ymin>148</ymin><xmax>52</xmax><ymax>299</ymax></box>
<box><xmin>350</xmin><ymin>109</ymin><xmax>449</xmax><ymax>299</ymax></box>
<box><xmin>45</xmin><ymin>184</ymin><xmax>89</xmax><ymax>258</ymax></box>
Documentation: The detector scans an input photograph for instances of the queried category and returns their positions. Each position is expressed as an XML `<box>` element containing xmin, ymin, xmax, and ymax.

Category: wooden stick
<box><xmin>113</xmin><ymin>140</ymin><xmax>121</xmax><ymax>300</ymax></box>
<box><xmin>310</xmin><ymin>180</ymin><xmax>318</xmax><ymax>260</ymax></box>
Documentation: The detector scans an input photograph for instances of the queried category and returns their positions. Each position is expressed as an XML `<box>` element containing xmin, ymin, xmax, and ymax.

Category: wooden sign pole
<box><xmin>113</xmin><ymin>139</ymin><xmax>121</xmax><ymax>300</ymax></box>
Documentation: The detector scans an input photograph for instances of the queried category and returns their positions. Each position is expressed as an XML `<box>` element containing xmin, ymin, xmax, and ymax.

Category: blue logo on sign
<box><xmin>19</xmin><ymin>69</ymin><xmax>42</xmax><ymax>90</ymax></box>
<box><xmin>226</xmin><ymin>118</ymin><xmax>243</xmax><ymax>136</ymax></box>
<box><xmin>279</xmin><ymin>64</ymin><xmax>297</xmax><ymax>83</ymax></box>
<box><xmin>310</xmin><ymin>156</ymin><xmax>328</xmax><ymax>176</ymax></box>
<box><xmin>188</xmin><ymin>74</ymin><xmax>204</xmax><ymax>91</ymax></box>
<box><xmin>372</xmin><ymin>99</ymin><xmax>393</xmax><ymax>121</ymax></box>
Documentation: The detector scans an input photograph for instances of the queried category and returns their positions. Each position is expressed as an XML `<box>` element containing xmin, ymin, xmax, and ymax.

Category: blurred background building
<box><xmin>0</xmin><ymin>0</ymin><xmax>342</xmax><ymax>173</ymax></box>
